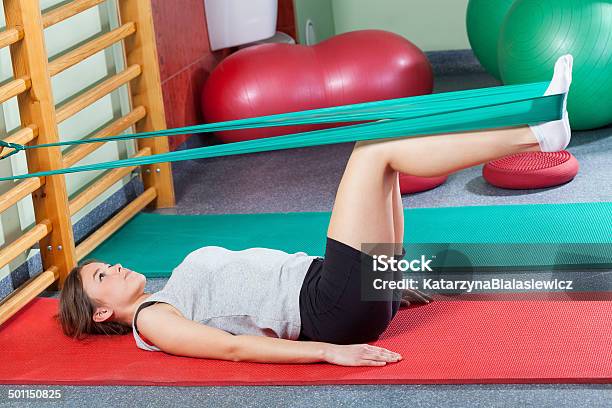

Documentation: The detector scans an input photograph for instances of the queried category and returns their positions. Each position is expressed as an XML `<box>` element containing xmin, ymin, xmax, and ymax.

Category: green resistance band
<box><xmin>0</xmin><ymin>81</ymin><xmax>561</xmax><ymax>182</ymax></box>
<box><xmin>0</xmin><ymin>81</ymin><xmax>552</xmax><ymax>152</ymax></box>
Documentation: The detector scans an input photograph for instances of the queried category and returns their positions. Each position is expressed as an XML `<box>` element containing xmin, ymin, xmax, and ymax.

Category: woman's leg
<box><xmin>303</xmin><ymin>126</ymin><xmax>541</xmax><ymax>344</ymax></box>
<box><xmin>327</xmin><ymin>125</ymin><xmax>539</xmax><ymax>251</ymax></box>
<box><xmin>307</xmin><ymin>56</ymin><xmax>573</xmax><ymax>343</ymax></box>
<box><xmin>391</xmin><ymin>171</ymin><xmax>404</xmax><ymax>253</ymax></box>
<box><xmin>389</xmin><ymin>172</ymin><xmax>404</xmax><ymax>316</ymax></box>
<box><xmin>332</xmin><ymin>53</ymin><xmax>573</xmax><ymax>251</ymax></box>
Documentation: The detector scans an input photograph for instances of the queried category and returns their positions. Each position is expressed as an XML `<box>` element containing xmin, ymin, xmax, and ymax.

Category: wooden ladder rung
<box><xmin>0</xmin><ymin>77</ymin><xmax>31</xmax><ymax>105</ymax></box>
<box><xmin>0</xmin><ymin>219</ymin><xmax>52</xmax><ymax>270</ymax></box>
<box><xmin>48</xmin><ymin>22</ymin><xmax>136</xmax><ymax>77</ymax></box>
<box><xmin>56</xmin><ymin>64</ymin><xmax>141</xmax><ymax>123</ymax></box>
<box><xmin>69</xmin><ymin>147</ymin><xmax>151</xmax><ymax>215</ymax></box>
<box><xmin>0</xmin><ymin>125</ymin><xmax>37</xmax><ymax>159</ymax></box>
<box><xmin>0</xmin><ymin>27</ymin><xmax>23</xmax><ymax>49</ymax></box>
<box><xmin>0</xmin><ymin>266</ymin><xmax>58</xmax><ymax>326</ymax></box>
<box><xmin>62</xmin><ymin>106</ymin><xmax>147</xmax><ymax>167</ymax></box>
<box><xmin>0</xmin><ymin>177</ymin><xmax>43</xmax><ymax>214</ymax></box>
<box><xmin>42</xmin><ymin>0</ymin><xmax>106</xmax><ymax>28</ymax></box>
<box><xmin>75</xmin><ymin>186</ymin><xmax>157</xmax><ymax>260</ymax></box>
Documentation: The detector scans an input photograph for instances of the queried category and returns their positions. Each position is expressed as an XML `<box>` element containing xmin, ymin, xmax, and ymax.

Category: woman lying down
<box><xmin>58</xmin><ymin>55</ymin><xmax>573</xmax><ymax>367</ymax></box>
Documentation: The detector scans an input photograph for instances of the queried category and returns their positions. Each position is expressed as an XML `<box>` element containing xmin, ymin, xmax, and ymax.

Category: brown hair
<box><xmin>57</xmin><ymin>258</ymin><xmax>132</xmax><ymax>339</ymax></box>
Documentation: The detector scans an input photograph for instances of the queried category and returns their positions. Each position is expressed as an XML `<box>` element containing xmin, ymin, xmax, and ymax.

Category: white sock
<box><xmin>529</xmin><ymin>54</ymin><xmax>573</xmax><ymax>152</ymax></box>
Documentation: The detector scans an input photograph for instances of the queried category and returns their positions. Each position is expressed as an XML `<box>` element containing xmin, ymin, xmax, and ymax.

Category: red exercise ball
<box><xmin>202</xmin><ymin>30</ymin><xmax>433</xmax><ymax>143</ymax></box>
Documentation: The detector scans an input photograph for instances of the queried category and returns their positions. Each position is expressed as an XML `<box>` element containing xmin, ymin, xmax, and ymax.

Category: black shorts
<box><xmin>298</xmin><ymin>237</ymin><xmax>404</xmax><ymax>344</ymax></box>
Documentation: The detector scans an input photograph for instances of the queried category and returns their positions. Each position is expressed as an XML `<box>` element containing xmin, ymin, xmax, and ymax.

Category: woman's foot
<box><xmin>529</xmin><ymin>54</ymin><xmax>573</xmax><ymax>152</ymax></box>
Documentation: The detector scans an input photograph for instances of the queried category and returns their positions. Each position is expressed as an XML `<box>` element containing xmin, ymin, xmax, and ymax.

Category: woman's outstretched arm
<box><xmin>230</xmin><ymin>335</ymin><xmax>401</xmax><ymax>366</ymax></box>
<box><xmin>137</xmin><ymin>306</ymin><xmax>401</xmax><ymax>366</ymax></box>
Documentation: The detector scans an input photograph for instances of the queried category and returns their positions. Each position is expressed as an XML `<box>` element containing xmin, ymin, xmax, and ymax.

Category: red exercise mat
<box><xmin>1</xmin><ymin>297</ymin><xmax>610</xmax><ymax>386</ymax></box>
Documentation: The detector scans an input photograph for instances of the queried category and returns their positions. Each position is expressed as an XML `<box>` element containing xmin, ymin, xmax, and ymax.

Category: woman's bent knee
<box><xmin>351</xmin><ymin>142</ymin><xmax>393</xmax><ymax>172</ymax></box>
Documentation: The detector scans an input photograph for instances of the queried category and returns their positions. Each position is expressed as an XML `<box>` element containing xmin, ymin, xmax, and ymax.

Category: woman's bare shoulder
<box><xmin>141</xmin><ymin>302</ymin><xmax>183</xmax><ymax>319</ymax></box>
<box><xmin>137</xmin><ymin>302</ymin><xmax>185</xmax><ymax>333</ymax></box>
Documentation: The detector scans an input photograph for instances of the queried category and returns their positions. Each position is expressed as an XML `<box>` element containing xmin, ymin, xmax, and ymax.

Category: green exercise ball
<box><xmin>466</xmin><ymin>0</ymin><xmax>515</xmax><ymax>79</ymax></box>
<box><xmin>498</xmin><ymin>0</ymin><xmax>612</xmax><ymax>130</ymax></box>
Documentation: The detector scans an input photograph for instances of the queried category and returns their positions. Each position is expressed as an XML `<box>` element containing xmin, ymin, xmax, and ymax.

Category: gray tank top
<box><xmin>131</xmin><ymin>246</ymin><xmax>317</xmax><ymax>351</ymax></box>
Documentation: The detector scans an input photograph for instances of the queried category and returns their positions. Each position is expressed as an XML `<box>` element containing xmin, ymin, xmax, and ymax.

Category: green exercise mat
<box><xmin>87</xmin><ymin>202</ymin><xmax>612</xmax><ymax>277</ymax></box>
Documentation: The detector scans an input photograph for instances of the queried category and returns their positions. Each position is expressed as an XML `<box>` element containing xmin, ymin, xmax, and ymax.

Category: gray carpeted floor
<box><xmin>3</xmin><ymin>384</ymin><xmax>612</xmax><ymax>408</ymax></box>
<box><xmin>3</xmin><ymin>72</ymin><xmax>610</xmax><ymax>408</ymax></box>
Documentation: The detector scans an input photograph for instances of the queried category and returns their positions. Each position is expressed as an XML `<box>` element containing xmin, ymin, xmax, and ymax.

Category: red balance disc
<box><xmin>483</xmin><ymin>151</ymin><xmax>579</xmax><ymax>189</ymax></box>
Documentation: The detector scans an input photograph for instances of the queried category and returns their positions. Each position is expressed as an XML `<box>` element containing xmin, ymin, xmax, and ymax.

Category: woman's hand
<box><xmin>400</xmin><ymin>289</ymin><xmax>433</xmax><ymax>307</ymax></box>
<box><xmin>323</xmin><ymin>343</ymin><xmax>402</xmax><ymax>366</ymax></box>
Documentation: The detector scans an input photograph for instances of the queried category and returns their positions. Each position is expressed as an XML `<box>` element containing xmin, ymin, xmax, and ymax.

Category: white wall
<box><xmin>332</xmin><ymin>0</ymin><xmax>470</xmax><ymax>51</ymax></box>
<box><xmin>294</xmin><ymin>0</ymin><xmax>471</xmax><ymax>51</ymax></box>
